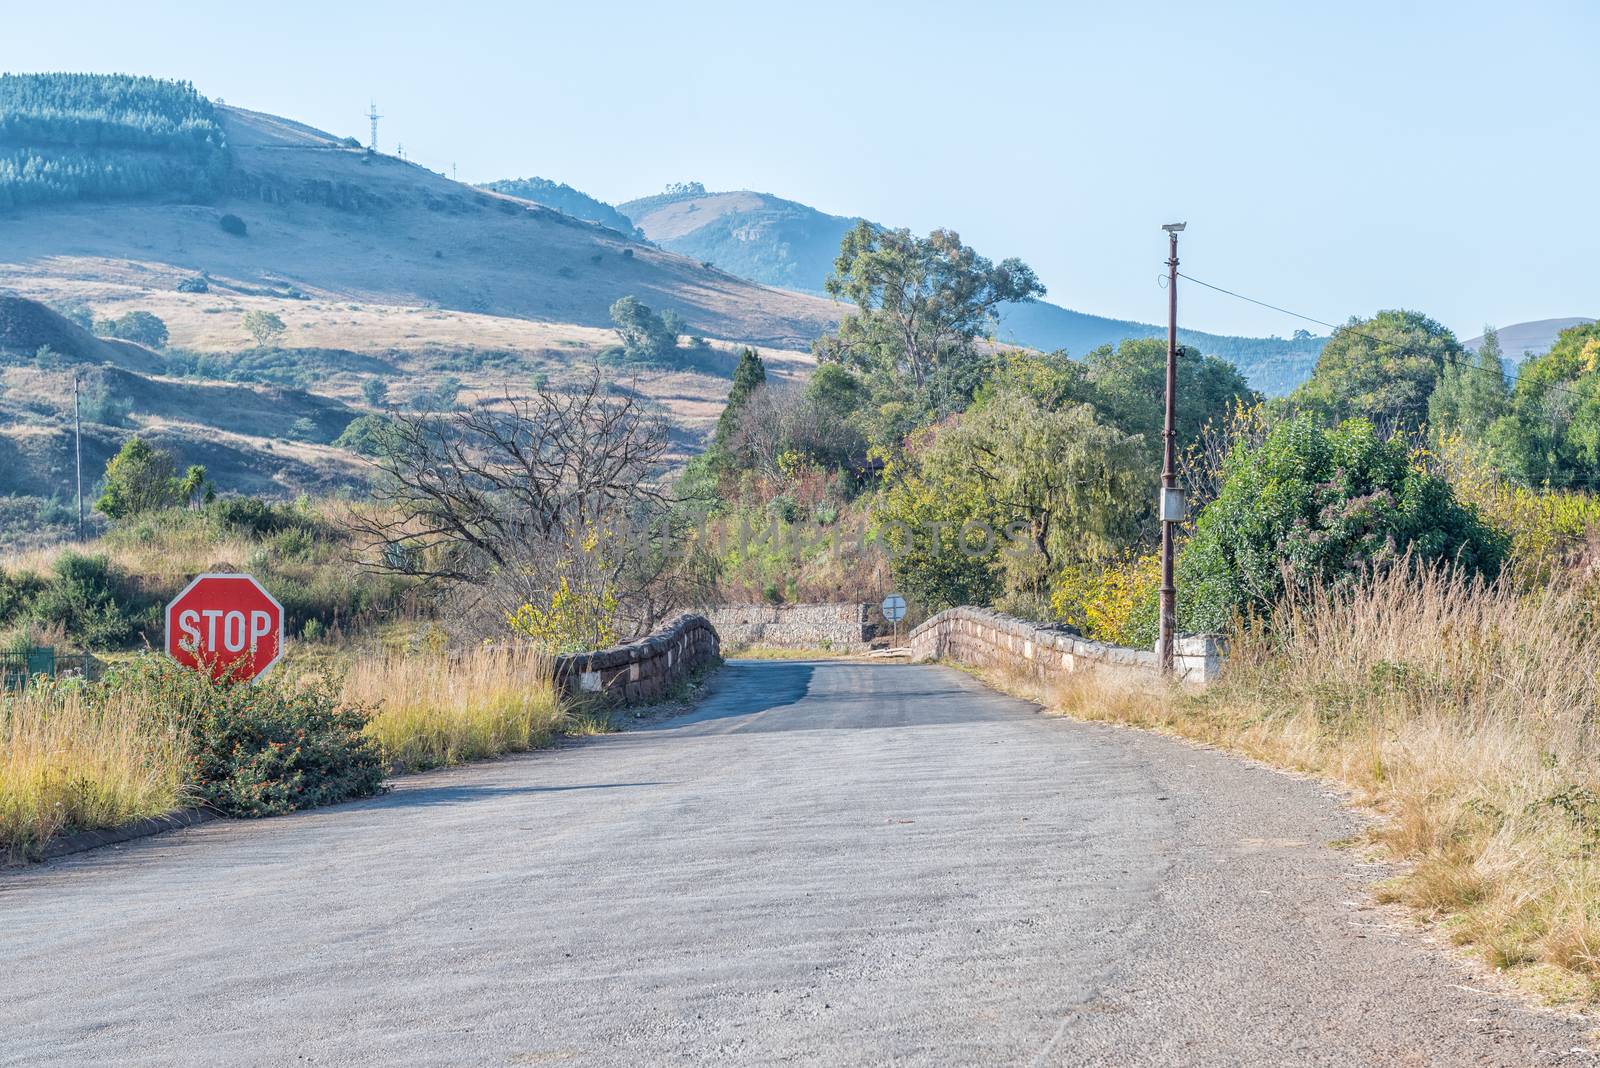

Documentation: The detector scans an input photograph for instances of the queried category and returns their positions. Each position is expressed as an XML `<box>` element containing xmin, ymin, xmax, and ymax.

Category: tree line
<box><xmin>685</xmin><ymin>221</ymin><xmax>1560</xmax><ymax>646</ymax></box>
<box><xmin>0</xmin><ymin>73</ymin><xmax>230</xmax><ymax>209</ymax></box>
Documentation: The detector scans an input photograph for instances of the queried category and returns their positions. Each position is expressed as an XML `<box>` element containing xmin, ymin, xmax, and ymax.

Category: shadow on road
<box><xmin>641</xmin><ymin>660</ymin><xmax>815</xmax><ymax>733</ymax></box>
<box><xmin>384</xmin><ymin>781</ymin><xmax>672</xmax><ymax>808</ymax></box>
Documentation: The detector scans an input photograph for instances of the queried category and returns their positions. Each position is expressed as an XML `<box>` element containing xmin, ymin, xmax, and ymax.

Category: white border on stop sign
<box><xmin>164</xmin><ymin>572</ymin><xmax>287</xmax><ymax>681</ymax></box>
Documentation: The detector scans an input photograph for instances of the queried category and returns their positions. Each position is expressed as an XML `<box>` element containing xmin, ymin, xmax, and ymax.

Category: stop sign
<box><xmin>165</xmin><ymin>573</ymin><xmax>285</xmax><ymax>682</ymax></box>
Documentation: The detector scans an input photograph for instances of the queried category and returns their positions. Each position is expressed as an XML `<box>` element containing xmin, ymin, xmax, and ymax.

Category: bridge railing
<box><xmin>908</xmin><ymin>606</ymin><xmax>1221</xmax><ymax>689</ymax></box>
<box><xmin>549</xmin><ymin>613</ymin><xmax>721</xmax><ymax>705</ymax></box>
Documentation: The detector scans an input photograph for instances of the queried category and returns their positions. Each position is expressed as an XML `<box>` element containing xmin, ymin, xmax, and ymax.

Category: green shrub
<box><xmin>270</xmin><ymin>525</ymin><xmax>316</xmax><ymax>562</ymax></box>
<box><xmin>206</xmin><ymin>497</ymin><xmax>317</xmax><ymax>538</ymax></box>
<box><xmin>111</xmin><ymin>657</ymin><xmax>385</xmax><ymax>817</ymax></box>
<box><xmin>25</xmin><ymin>552</ymin><xmax>154</xmax><ymax>646</ymax></box>
<box><xmin>333</xmin><ymin>413</ymin><xmax>396</xmax><ymax>456</ymax></box>
<box><xmin>219</xmin><ymin>213</ymin><xmax>247</xmax><ymax>236</ymax></box>
<box><xmin>1174</xmin><ymin>416</ymin><xmax>1507</xmax><ymax>636</ymax></box>
<box><xmin>96</xmin><ymin>437</ymin><xmax>184</xmax><ymax>518</ymax></box>
<box><xmin>176</xmin><ymin>275</ymin><xmax>208</xmax><ymax>293</ymax></box>
<box><xmin>0</xmin><ymin>568</ymin><xmax>47</xmax><ymax>626</ymax></box>
<box><xmin>98</xmin><ymin>310</ymin><xmax>169</xmax><ymax>348</ymax></box>
<box><xmin>81</xmin><ymin>389</ymin><xmax>132</xmax><ymax>427</ymax></box>
<box><xmin>766</xmin><ymin>494</ymin><xmax>800</xmax><ymax>524</ymax></box>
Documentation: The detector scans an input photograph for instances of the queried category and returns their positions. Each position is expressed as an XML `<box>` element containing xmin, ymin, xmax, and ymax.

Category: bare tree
<box><xmin>347</xmin><ymin>371</ymin><xmax>681</xmax><ymax>637</ymax></box>
<box><xmin>723</xmin><ymin>380</ymin><xmax>869</xmax><ymax>483</ymax></box>
<box><xmin>726</xmin><ymin>382</ymin><xmax>797</xmax><ymax>482</ymax></box>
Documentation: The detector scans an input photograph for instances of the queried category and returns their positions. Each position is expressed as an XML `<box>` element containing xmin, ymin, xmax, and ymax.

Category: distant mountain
<box><xmin>1464</xmin><ymin>318</ymin><xmax>1596</xmax><ymax>361</ymax></box>
<box><xmin>991</xmin><ymin>301</ymin><xmax>1325</xmax><ymax>398</ymax></box>
<box><xmin>620</xmin><ymin>185</ymin><xmax>861</xmax><ymax>295</ymax></box>
<box><xmin>480</xmin><ymin>176</ymin><xmax>642</xmax><ymax>239</ymax></box>
<box><xmin>621</xmin><ymin>184</ymin><xmax>1326</xmax><ymax>394</ymax></box>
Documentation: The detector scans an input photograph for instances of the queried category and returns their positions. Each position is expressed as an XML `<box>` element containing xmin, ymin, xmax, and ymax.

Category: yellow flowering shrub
<box><xmin>1051</xmin><ymin>552</ymin><xmax>1160</xmax><ymax>646</ymax></box>
<box><xmin>506</xmin><ymin>577</ymin><xmax>619</xmax><ymax>655</ymax></box>
<box><xmin>1438</xmin><ymin>435</ymin><xmax>1600</xmax><ymax>582</ymax></box>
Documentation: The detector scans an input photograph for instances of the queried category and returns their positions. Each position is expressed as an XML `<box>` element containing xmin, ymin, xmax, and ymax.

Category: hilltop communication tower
<box><xmin>367</xmin><ymin>101</ymin><xmax>382</xmax><ymax>151</ymax></box>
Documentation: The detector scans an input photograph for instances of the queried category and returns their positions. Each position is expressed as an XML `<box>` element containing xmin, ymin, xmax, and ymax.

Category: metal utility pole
<box><xmin>72</xmin><ymin>369</ymin><xmax>84</xmax><ymax>541</ymax></box>
<box><xmin>1158</xmin><ymin>222</ymin><xmax>1187</xmax><ymax>675</ymax></box>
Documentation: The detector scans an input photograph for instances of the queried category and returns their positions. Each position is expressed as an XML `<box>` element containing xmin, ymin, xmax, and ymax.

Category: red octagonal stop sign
<box><xmin>165</xmin><ymin>573</ymin><xmax>285</xmax><ymax>682</ymax></box>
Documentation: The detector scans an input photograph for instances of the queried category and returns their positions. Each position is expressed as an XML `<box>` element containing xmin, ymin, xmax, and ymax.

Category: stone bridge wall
<box><xmin>701</xmin><ymin>603</ymin><xmax>882</xmax><ymax>652</ymax></box>
<box><xmin>908</xmin><ymin>607</ymin><xmax>1221</xmax><ymax>688</ymax></box>
<box><xmin>552</xmin><ymin>613</ymin><xmax>721</xmax><ymax>704</ymax></box>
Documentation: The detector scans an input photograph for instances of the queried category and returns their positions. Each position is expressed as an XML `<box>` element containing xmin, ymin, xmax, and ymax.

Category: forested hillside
<box><xmin>481</xmin><ymin>176</ymin><xmax>641</xmax><ymax>238</ymax></box>
<box><xmin>0</xmin><ymin>73</ymin><xmax>229</xmax><ymax>208</ymax></box>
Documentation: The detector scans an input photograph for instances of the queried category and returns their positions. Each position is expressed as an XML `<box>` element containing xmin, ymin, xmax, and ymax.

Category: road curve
<box><xmin>0</xmin><ymin>661</ymin><xmax>1589</xmax><ymax>1066</ymax></box>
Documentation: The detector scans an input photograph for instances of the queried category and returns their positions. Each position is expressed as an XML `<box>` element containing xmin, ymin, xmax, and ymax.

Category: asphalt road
<box><xmin>1</xmin><ymin>661</ymin><xmax>1592</xmax><ymax>1067</ymax></box>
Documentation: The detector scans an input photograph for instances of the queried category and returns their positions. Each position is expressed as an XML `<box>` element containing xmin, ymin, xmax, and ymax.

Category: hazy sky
<box><xmin>4</xmin><ymin>1</ymin><xmax>1595</xmax><ymax>339</ymax></box>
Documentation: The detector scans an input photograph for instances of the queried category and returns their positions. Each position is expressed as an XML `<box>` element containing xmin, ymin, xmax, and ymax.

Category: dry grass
<box><xmin>0</xmin><ymin>682</ymin><xmax>188</xmax><ymax>860</ymax></box>
<box><xmin>1049</xmin><ymin>567</ymin><xmax>1600</xmax><ymax>1003</ymax></box>
<box><xmin>727</xmin><ymin>643</ymin><xmax>855</xmax><ymax>660</ymax></box>
<box><xmin>2</xmin><ymin>644</ymin><xmax>568</xmax><ymax>860</ymax></box>
<box><xmin>342</xmin><ymin>646</ymin><xmax>566</xmax><ymax>773</ymax></box>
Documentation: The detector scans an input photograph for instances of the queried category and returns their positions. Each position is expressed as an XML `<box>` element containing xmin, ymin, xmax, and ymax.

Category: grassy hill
<box><xmin>619</xmin><ymin>185</ymin><xmax>1326</xmax><ymax>393</ymax></box>
<box><xmin>620</xmin><ymin>185</ymin><xmax>862</xmax><ymax>294</ymax></box>
<box><xmin>0</xmin><ymin>293</ymin><xmax>162</xmax><ymax>371</ymax></box>
<box><xmin>0</xmin><ymin>296</ymin><xmax>367</xmax><ymax>544</ymax></box>
<box><xmin>1464</xmin><ymin>318</ymin><xmax>1596</xmax><ymax>362</ymax></box>
<box><xmin>0</xmin><ymin>77</ymin><xmax>836</xmax><ymax>349</ymax></box>
<box><xmin>0</xmin><ymin>75</ymin><xmax>832</xmax><ymax>546</ymax></box>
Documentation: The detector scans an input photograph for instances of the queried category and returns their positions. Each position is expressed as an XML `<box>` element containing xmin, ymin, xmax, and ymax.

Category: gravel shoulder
<box><xmin>0</xmin><ymin>660</ymin><xmax>1591</xmax><ymax>1066</ymax></box>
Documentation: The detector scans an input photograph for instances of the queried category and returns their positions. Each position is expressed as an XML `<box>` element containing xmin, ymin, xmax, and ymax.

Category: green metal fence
<box><xmin>0</xmin><ymin>647</ymin><xmax>95</xmax><ymax>689</ymax></box>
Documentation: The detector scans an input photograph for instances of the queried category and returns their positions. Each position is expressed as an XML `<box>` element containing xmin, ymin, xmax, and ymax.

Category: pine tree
<box><xmin>1428</xmin><ymin>325</ymin><xmax>1509</xmax><ymax>441</ymax></box>
<box><xmin>713</xmin><ymin>347</ymin><xmax>767</xmax><ymax>452</ymax></box>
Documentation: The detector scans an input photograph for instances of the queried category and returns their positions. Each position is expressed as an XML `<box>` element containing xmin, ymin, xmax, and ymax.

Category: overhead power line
<box><xmin>1175</xmin><ymin>270</ymin><xmax>1592</xmax><ymax>414</ymax></box>
<box><xmin>1175</xmin><ymin>271</ymin><xmax>1600</xmax><ymax>490</ymax></box>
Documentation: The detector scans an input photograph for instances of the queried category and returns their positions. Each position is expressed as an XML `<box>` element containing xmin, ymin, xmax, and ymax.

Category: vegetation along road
<box><xmin>2</xmin><ymin>660</ymin><xmax>1591</xmax><ymax>1066</ymax></box>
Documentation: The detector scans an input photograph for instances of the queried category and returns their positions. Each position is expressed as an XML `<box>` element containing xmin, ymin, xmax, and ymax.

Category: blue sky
<box><xmin>3</xmin><ymin>1</ymin><xmax>1594</xmax><ymax>339</ymax></box>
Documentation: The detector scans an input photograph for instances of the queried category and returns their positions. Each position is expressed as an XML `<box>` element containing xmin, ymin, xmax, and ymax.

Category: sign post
<box><xmin>881</xmin><ymin>593</ymin><xmax>907</xmax><ymax>648</ymax></box>
<box><xmin>165</xmin><ymin>573</ymin><xmax>285</xmax><ymax>682</ymax></box>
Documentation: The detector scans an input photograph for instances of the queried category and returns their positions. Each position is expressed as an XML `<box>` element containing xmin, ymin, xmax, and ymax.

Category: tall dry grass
<box><xmin>0</xmin><ymin>683</ymin><xmax>188</xmax><ymax>861</ymax></box>
<box><xmin>1055</xmin><ymin>566</ymin><xmax>1600</xmax><ymax>1001</ymax></box>
<box><xmin>342</xmin><ymin>646</ymin><xmax>566</xmax><ymax>772</ymax></box>
<box><xmin>3</xmin><ymin>645</ymin><xmax>568</xmax><ymax>860</ymax></box>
